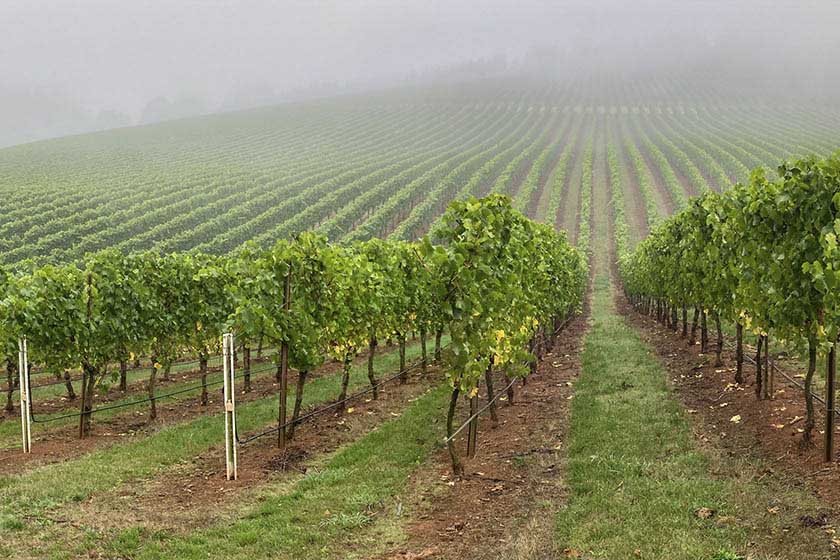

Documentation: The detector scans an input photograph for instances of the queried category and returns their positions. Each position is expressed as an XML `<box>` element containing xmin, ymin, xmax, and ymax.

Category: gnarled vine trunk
<box><xmin>243</xmin><ymin>344</ymin><xmax>252</xmax><ymax>392</ymax></box>
<box><xmin>148</xmin><ymin>359</ymin><xmax>159</xmax><ymax>420</ymax></box>
<box><xmin>714</xmin><ymin>314</ymin><xmax>723</xmax><ymax>367</ymax></box>
<box><xmin>337</xmin><ymin>352</ymin><xmax>353</xmax><ymax>412</ymax></box>
<box><xmin>63</xmin><ymin>370</ymin><xmax>77</xmax><ymax>400</ymax></box>
<box><xmin>434</xmin><ymin>329</ymin><xmax>443</xmax><ymax>362</ymax></box>
<box><xmin>689</xmin><ymin>307</ymin><xmax>700</xmax><ymax>346</ymax></box>
<box><xmin>446</xmin><ymin>386</ymin><xmax>463</xmax><ymax>476</ymax></box>
<box><xmin>484</xmin><ymin>362</ymin><xmax>498</xmax><ymax>426</ymax></box>
<box><xmin>78</xmin><ymin>362</ymin><xmax>99</xmax><ymax>438</ymax></box>
<box><xmin>199</xmin><ymin>351</ymin><xmax>209</xmax><ymax>406</ymax></box>
<box><xmin>119</xmin><ymin>360</ymin><xmax>128</xmax><ymax>392</ymax></box>
<box><xmin>287</xmin><ymin>370</ymin><xmax>308</xmax><ymax>441</ymax></box>
<box><xmin>803</xmin><ymin>335</ymin><xmax>818</xmax><ymax>445</ymax></box>
<box><xmin>398</xmin><ymin>333</ymin><xmax>407</xmax><ymax>384</ymax></box>
<box><xmin>5</xmin><ymin>359</ymin><xmax>18</xmax><ymax>412</ymax></box>
<box><xmin>420</xmin><ymin>328</ymin><xmax>428</xmax><ymax>373</ymax></box>
<box><xmin>735</xmin><ymin>323</ymin><xmax>744</xmax><ymax>385</ymax></box>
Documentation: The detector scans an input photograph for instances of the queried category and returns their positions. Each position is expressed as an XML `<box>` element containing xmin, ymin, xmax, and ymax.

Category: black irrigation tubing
<box><xmin>552</xmin><ymin>314</ymin><xmax>575</xmax><ymax>336</ymax></box>
<box><xmin>237</xmin><ymin>345</ymin><xmax>450</xmax><ymax>446</ymax></box>
<box><xmin>28</xmin><ymin>362</ymin><xmax>278</xmax><ymax>424</ymax></box>
<box><xmin>444</xmin><ymin>374</ymin><xmax>519</xmax><ymax>444</ymax></box>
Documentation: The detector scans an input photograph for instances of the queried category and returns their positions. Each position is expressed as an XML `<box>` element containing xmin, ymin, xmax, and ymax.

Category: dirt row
<box><xmin>617</xmin><ymin>295</ymin><xmax>840</xmax><ymax>509</ymax></box>
<box><xmin>379</xmin><ymin>312</ymin><xmax>589</xmax><ymax>560</ymax></box>
<box><xmin>64</xmin><ymin>365</ymin><xmax>444</xmax><ymax>536</ymax></box>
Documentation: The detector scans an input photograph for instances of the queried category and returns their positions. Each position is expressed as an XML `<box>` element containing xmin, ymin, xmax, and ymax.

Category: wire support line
<box><xmin>237</xmin><ymin>347</ymin><xmax>448</xmax><ymax>446</ymax></box>
<box><xmin>28</xmin><ymin>363</ymin><xmax>278</xmax><ymax>424</ymax></box>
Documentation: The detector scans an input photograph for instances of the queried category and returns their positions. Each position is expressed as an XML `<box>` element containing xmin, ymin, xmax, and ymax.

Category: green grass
<box><xmin>0</xmin><ymin>340</ymin><xmax>436</xmax><ymax>528</ymax></box>
<box><xmin>555</xmin><ymin>274</ymin><xmax>829</xmax><ymax>559</ymax></box>
<box><xmin>104</xmin><ymin>383</ymin><xmax>448</xmax><ymax>560</ymax></box>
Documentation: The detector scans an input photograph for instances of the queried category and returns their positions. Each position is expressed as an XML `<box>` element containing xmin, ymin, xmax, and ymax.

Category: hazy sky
<box><xmin>2</xmin><ymin>0</ymin><xmax>839</xmax><ymax>145</ymax></box>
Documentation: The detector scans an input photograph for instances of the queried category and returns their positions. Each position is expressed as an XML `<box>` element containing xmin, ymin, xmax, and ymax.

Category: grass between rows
<box><xmin>555</xmin><ymin>274</ymin><xmax>828</xmax><ymax>559</ymax></box>
<box><xmin>107</xmin><ymin>383</ymin><xmax>448</xmax><ymax>560</ymax></box>
<box><xmin>0</xmin><ymin>340</ymin><xmax>434</xmax><ymax>540</ymax></box>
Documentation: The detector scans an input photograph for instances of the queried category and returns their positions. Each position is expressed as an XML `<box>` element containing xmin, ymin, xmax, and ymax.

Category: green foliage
<box><xmin>621</xmin><ymin>150</ymin><xmax>840</xmax><ymax>350</ymax></box>
<box><xmin>433</xmin><ymin>195</ymin><xmax>586</xmax><ymax>393</ymax></box>
<box><xmin>0</xmin><ymin>196</ymin><xmax>585</xmax><ymax>426</ymax></box>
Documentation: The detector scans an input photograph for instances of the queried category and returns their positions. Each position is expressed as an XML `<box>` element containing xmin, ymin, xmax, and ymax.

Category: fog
<box><xmin>2</xmin><ymin>0</ymin><xmax>839</xmax><ymax>147</ymax></box>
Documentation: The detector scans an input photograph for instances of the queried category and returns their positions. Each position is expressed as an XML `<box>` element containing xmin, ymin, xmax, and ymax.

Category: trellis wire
<box><xmin>28</xmin><ymin>362</ymin><xmax>276</xmax><ymax>423</ymax></box>
<box><xmin>237</xmin><ymin>343</ymin><xmax>448</xmax><ymax>445</ymax></box>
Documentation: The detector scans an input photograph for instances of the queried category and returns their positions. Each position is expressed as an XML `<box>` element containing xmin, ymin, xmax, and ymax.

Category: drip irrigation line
<box><xmin>444</xmin><ymin>375</ymin><xmax>518</xmax><ymax>444</ymax></box>
<box><xmin>237</xmin><ymin>346</ymin><xmax>449</xmax><ymax>446</ymax></box>
<box><xmin>28</xmin><ymin>362</ymin><xmax>278</xmax><ymax>424</ymax></box>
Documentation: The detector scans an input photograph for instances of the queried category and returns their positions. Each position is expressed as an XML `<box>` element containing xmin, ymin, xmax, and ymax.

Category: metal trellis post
<box><xmin>18</xmin><ymin>338</ymin><xmax>32</xmax><ymax>453</ymax></box>
<box><xmin>223</xmin><ymin>333</ymin><xmax>238</xmax><ymax>479</ymax></box>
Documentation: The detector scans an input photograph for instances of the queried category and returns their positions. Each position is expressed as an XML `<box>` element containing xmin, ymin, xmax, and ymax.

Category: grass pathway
<box><xmin>555</xmin><ymin>272</ymin><xmax>830</xmax><ymax>559</ymax></box>
<box><xmin>106</xmin><ymin>384</ymin><xmax>449</xmax><ymax>560</ymax></box>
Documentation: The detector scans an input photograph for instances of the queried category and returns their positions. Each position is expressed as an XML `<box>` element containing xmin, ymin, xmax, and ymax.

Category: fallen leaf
<box><xmin>695</xmin><ymin>507</ymin><xmax>716</xmax><ymax>519</ymax></box>
<box><xmin>730</xmin><ymin>415</ymin><xmax>741</xmax><ymax>424</ymax></box>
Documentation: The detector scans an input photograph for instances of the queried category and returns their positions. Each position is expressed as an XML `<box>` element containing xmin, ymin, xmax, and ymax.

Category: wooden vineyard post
<box><xmin>467</xmin><ymin>392</ymin><xmax>478</xmax><ymax>458</ymax></box>
<box><xmin>18</xmin><ymin>338</ymin><xmax>31</xmax><ymax>453</ymax></box>
<box><xmin>826</xmin><ymin>343</ymin><xmax>836</xmax><ymax>462</ymax></box>
<box><xmin>222</xmin><ymin>333</ymin><xmax>238</xmax><ymax>480</ymax></box>
<box><xmin>278</xmin><ymin>270</ymin><xmax>291</xmax><ymax>450</ymax></box>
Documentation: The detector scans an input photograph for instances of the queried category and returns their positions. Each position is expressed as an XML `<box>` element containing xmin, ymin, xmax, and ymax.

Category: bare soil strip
<box><xmin>378</xmin><ymin>314</ymin><xmax>589</xmax><ymax>560</ymax></box>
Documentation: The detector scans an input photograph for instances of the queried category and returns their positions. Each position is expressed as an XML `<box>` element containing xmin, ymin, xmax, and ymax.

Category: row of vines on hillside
<box><xmin>620</xmin><ymin>151</ymin><xmax>840</xmax><ymax>453</ymax></box>
<box><xmin>1</xmin><ymin>195</ymin><xmax>587</xmax><ymax>473</ymax></box>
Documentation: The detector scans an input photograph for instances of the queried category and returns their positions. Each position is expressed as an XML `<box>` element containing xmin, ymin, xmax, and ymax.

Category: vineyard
<box><xmin>2</xmin><ymin>77</ymin><xmax>840</xmax><ymax>559</ymax></box>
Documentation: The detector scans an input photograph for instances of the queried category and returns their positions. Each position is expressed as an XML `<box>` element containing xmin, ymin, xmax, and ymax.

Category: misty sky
<box><xmin>2</xmin><ymin>0</ymin><xmax>839</xmax><ymax>146</ymax></box>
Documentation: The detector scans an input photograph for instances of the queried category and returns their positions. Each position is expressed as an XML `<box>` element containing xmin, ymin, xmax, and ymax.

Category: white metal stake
<box><xmin>222</xmin><ymin>333</ymin><xmax>237</xmax><ymax>480</ymax></box>
<box><xmin>229</xmin><ymin>332</ymin><xmax>237</xmax><ymax>479</ymax></box>
<box><xmin>18</xmin><ymin>338</ymin><xmax>31</xmax><ymax>453</ymax></box>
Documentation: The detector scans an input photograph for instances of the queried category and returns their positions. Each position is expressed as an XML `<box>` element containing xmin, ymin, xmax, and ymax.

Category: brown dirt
<box><xmin>617</xmin><ymin>295</ymin><xmax>840</xmax><ymax>507</ymax></box>
<box><xmin>0</xmin><ymin>347</ymin><xmax>385</xmax><ymax>475</ymax></box>
<box><xmin>378</xmin><ymin>313</ymin><xmax>589</xmax><ymax>560</ymax></box>
<box><xmin>62</xmin><ymin>365</ymin><xmax>442</xmax><ymax>534</ymax></box>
